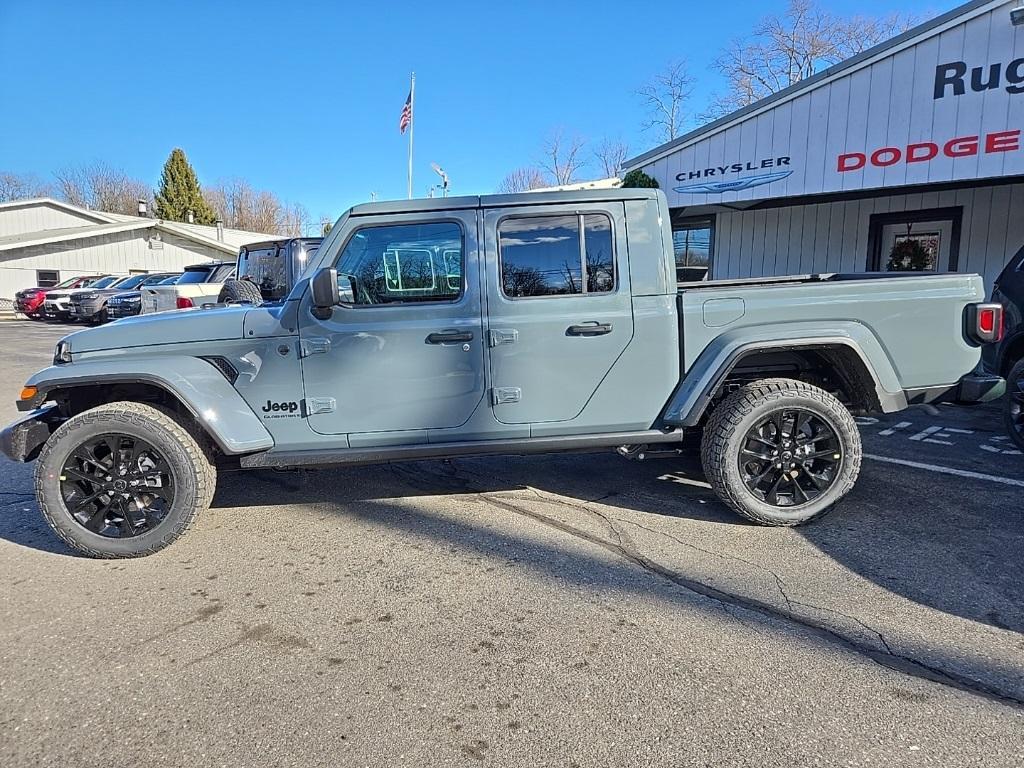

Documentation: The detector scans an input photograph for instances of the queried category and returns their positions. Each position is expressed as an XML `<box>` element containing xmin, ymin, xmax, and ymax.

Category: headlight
<box><xmin>54</xmin><ymin>340</ymin><xmax>72</xmax><ymax>365</ymax></box>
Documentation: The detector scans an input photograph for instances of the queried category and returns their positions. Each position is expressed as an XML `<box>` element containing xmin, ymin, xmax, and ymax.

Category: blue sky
<box><xmin>0</xmin><ymin>0</ymin><xmax>948</xmax><ymax>221</ymax></box>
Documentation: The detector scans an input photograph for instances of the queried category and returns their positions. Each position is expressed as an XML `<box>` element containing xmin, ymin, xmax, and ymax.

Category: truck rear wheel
<box><xmin>700</xmin><ymin>378</ymin><xmax>862</xmax><ymax>526</ymax></box>
<box><xmin>1005</xmin><ymin>359</ymin><xmax>1024</xmax><ymax>451</ymax></box>
<box><xmin>34</xmin><ymin>402</ymin><xmax>216</xmax><ymax>558</ymax></box>
<box><xmin>218</xmin><ymin>278</ymin><xmax>263</xmax><ymax>305</ymax></box>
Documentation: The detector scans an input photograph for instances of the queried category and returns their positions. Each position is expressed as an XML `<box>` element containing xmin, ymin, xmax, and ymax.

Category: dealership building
<box><xmin>623</xmin><ymin>0</ymin><xmax>1024</xmax><ymax>291</ymax></box>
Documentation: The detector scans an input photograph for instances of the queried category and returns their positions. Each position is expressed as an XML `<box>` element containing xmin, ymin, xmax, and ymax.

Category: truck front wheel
<box><xmin>701</xmin><ymin>378</ymin><xmax>862</xmax><ymax>526</ymax></box>
<box><xmin>34</xmin><ymin>402</ymin><xmax>216</xmax><ymax>558</ymax></box>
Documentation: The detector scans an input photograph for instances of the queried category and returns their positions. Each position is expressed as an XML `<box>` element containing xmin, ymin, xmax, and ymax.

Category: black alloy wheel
<box><xmin>738</xmin><ymin>408</ymin><xmax>841</xmax><ymax>508</ymax></box>
<box><xmin>59</xmin><ymin>433</ymin><xmax>176</xmax><ymax>538</ymax></box>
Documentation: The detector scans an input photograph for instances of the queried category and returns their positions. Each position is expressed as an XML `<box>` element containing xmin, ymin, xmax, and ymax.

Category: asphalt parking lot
<box><xmin>0</xmin><ymin>319</ymin><xmax>1022</xmax><ymax>767</ymax></box>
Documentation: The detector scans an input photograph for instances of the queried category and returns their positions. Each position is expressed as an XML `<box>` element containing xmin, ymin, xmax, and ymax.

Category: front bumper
<box><xmin>69</xmin><ymin>299</ymin><xmax>104</xmax><ymax>318</ymax></box>
<box><xmin>14</xmin><ymin>297</ymin><xmax>43</xmax><ymax>314</ymax></box>
<box><xmin>42</xmin><ymin>301</ymin><xmax>70</xmax><ymax>318</ymax></box>
<box><xmin>0</xmin><ymin>405</ymin><xmax>59</xmax><ymax>463</ymax></box>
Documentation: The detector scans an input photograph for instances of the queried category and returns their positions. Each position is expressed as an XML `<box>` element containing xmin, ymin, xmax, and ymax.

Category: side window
<box><xmin>334</xmin><ymin>221</ymin><xmax>463</xmax><ymax>305</ymax></box>
<box><xmin>36</xmin><ymin>269</ymin><xmax>59</xmax><ymax>288</ymax></box>
<box><xmin>499</xmin><ymin>213</ymin><xmax>614</xmax><ymax>298</ymax></box>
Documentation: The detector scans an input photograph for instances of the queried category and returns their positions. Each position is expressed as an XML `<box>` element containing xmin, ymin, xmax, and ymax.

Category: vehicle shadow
<box><xmin>210</xmin><ymin>469</ymin><xmax>1024</xmax><ymax>705</ymax></box>
<box><xmin>211</xmin><ymin>450</ymin><xmax>1024</xmax><ymax>636</ymax></box>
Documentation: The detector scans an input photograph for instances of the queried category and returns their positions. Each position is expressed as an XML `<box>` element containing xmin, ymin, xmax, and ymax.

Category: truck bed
<box><xmin>676</xmin><ymin>272</ymin><xmax>987</xmax><ymax>393</ymax></box>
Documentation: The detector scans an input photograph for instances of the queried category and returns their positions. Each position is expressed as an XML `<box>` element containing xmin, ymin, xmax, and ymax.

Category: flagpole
<box><xmin>407</xmin><ymin>72</ymin><xmax>415</xmax><ymax>199</ymax></box>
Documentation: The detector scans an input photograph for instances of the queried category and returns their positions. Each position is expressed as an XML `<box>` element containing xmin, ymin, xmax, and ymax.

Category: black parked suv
<box><xmin>983</xmin><ymin>244</ymin><xmax>1024</xmax><ymax>449</ymax></box>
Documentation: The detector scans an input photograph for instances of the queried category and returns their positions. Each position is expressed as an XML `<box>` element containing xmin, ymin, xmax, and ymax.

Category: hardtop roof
<box><xmin>347</xmin><ymin>188</ymin><xmax>661</xmax><ymax>217</ymax></box>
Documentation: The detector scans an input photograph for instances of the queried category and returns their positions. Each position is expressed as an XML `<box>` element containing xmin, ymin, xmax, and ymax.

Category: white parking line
<box><xmin>865</xmin><ymin>453</ymin><xmax>1024</xmax><ymax>488</ymax></box>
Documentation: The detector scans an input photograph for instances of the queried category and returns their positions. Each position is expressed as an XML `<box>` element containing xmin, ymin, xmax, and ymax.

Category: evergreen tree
<box><xmin>154</xmin><ymin>148</ymin><xmax>217</xmax><ymax>224</ymax></box>
<box><xmin>620</xmin><ymin>169</ymin><xmax>659</xmax><ymax>189</ymax></box>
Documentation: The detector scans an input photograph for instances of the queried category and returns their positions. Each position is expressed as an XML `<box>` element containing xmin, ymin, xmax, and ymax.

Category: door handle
<box><xmin>566</xmin><ymin>322</ymin><xmax>613</xmax><ymax>337</ymax></box>
<box><xmin>426</xmin><ymin>330</ymin><xmax>474</xmax><ymax>344</ymax></box>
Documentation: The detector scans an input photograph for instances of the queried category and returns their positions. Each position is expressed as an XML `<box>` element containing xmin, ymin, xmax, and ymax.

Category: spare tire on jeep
<box><xmin>218</xmin><ymin>278</ymin><xmax>263</xmax><ymax>305</ymax></box>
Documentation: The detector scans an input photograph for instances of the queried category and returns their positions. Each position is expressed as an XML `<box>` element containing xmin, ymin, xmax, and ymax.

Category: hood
<box><xmin>65</xmin><ymin>305</ymin><xmax>251</xmax><ymax>353</ymax></box>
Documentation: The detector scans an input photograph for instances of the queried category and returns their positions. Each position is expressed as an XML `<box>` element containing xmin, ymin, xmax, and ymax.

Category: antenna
<box><xmin>431</xmin><ymin>163</ymin><xmax>449</xmax><ymax>197</ymax></box>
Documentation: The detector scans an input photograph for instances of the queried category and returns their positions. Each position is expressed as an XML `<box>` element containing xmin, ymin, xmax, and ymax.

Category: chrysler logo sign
<box><xmin>674</xmin><ymin>170</ymin><xmax>794</xmax><ymax>194</ymax></box>
<box><xmin>673</xmin><ymin>156</ymin><xmax>792</xmax><ymax>194</ymax></box>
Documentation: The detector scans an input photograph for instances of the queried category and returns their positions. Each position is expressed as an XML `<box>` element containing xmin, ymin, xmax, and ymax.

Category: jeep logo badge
<box><xmin>261</xmin><ymin>400</ymin><xmax>300</xmax><ymax>417</ymax></box>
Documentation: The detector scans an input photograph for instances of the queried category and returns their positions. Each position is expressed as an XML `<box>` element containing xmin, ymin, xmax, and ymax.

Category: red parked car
<box><xmin>14</xmin><ymin>276</ymin><xmax>105</xmax><ymax>319</ymax></box>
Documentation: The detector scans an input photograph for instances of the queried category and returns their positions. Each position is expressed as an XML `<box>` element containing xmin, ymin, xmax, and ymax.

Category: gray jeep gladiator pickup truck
<box><xmin>1</xmin><ymin>189</ymin><xmax>1005</xmax><ymax>558</ymax></box>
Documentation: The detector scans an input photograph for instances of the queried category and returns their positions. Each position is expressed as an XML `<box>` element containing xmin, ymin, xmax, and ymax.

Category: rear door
<box><xmin>483</xmin><ymin>202</ymin><xmax>633</xmax><ymax>424</ymax></box>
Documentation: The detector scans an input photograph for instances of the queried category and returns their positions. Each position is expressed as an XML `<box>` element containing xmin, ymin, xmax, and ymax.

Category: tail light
<box><xmin>176</xmin><ymin>296</ymin><xmax>194</xmax><ymax>309</ymax></box>
<box><xmin>966</xmin><ymin>302</ymin><xmax>1004</xmax><ymax>344</ymax></box>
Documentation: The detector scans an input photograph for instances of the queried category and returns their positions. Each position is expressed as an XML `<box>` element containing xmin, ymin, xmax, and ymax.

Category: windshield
<box><xmin>157</xmin><ymin>275</ymin><xmax>182</xmax><ymax>284</ymax></box>
<box><xmin>140</xmin><ymin>273</ymin><xmax>175</xmax><ymax>286</ymax></box>
<box><xmin>176</xmin><ymin>269</ymin><xmax>215</xmax><ymax>284</ymax></box>
<box><xmin>91</xmin><ymin>276</ymin><xmax>121</xmax><ymax>289</ymax></box>
<box><xmin>113</xmin><ymin>274</ymin><xmax>149</xmax><ymax>290</ymax></box>
<box><xmin>56</xmin><ymin>276</ymin><xmax>85</xmax><ymax>288</ymax></box>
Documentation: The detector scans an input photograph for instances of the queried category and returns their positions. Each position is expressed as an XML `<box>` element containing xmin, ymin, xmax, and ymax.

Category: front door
<box><xmin>483</xmin><ymin>202</ymin><xmax>633</xmax><ymax>424</ymax></box>
<box><xmin>298</xmin><ymin>211</ymin><xmax>485</xmax><ymax>435</ymax></box>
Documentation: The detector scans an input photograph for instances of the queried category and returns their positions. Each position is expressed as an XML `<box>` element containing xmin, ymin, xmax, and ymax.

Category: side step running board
<box><xmin>239</xmin><ymin>429</ymin><xmax>685</xmax><ymax>469</ymax></box>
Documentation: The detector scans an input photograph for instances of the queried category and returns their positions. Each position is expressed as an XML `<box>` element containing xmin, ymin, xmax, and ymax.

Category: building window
<box><xmin>499</xmin><ymin>213</ymin><xmax>615</xmax><ymax>298</ymax></box>
<box><xmin>36</xmin><ymin>270</ymin><xmax>59</xmax><ymax>287</ymax></box>
<box><xmin>867</xmin><ymin>207</ymin><xmax>962</xmax><ymax>273</ymax></box>
<box><xmin>333</xmin><ymin>221</ymin><xmax>464</xmax><ymax>305</ymax></box>
<box><xmin>672</xmin><ymin>216</ymin><xmax>714</xmax><ymax>282</ymax></box>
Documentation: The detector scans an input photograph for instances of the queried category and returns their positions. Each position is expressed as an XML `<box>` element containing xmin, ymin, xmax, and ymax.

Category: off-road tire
<box><xmin>1004</xmin><ymin>359</ymin><xmax>1024</xmax><ymax>452</ymax></box>
<box><xmin>701</xmin><ymin>378</ymin><xmax>862</xmax><ymax>526</ymax></box>
<box><xmin>218</xmin><ymin>278</ymin><xmax>263</xmax><ymax>305</ymax></box>
<box><xmin>34</xmin><ymin>402</ymin><xmax>216</xmax><ymax>558</ymax></box>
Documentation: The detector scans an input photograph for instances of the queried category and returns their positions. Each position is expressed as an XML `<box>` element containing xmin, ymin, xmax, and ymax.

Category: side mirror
<box><xmin>310</xmin><ymin>267</ymin><xmax>340</xmax><ymax>311</ymax></box>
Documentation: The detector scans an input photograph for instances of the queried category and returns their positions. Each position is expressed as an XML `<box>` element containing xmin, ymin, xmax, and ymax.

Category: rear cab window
<box><xmin>498</xmin><ymin>214</ymin><xmax>614</xmax><ymax>298</ymax></box>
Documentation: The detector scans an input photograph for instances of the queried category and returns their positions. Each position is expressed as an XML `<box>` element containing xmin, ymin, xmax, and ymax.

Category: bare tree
<box><xmin>637</xmin><ymin>61</ymin><xmax>694</xmax><ymax>142</ymax></box>
<box><xmin>593</xmin><ymin>139</ymin><xmax>629</xmax><ymax>179</ymax></box>
<box><xmin>0</xmin><ymin>171</ymin><xmax>53</xmax><ymax>202</ymax></box>
<box><xmin>280</xmin><ymin>202</ymin><xmax>311</xmax><ymax>237</ymax></box>
<box><xmin>204</xmin><ymin>178</ymin><xmax>310</xmax><ymax>235</ymax></box>
<box><xmin>54</xmin><ymin>162</ymin><xmax>152</xmax><ymax>215</ymax></box>
<box><xmin>539</xmin><ymin>129</ymin><xmax>588</xmax><ymax>186</ymax></box>
<box><xmin>707</xmin><ymin>0</ymin><xmax>916</xmax><ymax>117</ymax></box>
<box><xmin>496</xmin><ymin>167</ymin><xmax>548</xmax><ymax>194</ymax></box>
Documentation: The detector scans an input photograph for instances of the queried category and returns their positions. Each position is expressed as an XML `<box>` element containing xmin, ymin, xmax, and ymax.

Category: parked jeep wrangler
<box><xmin>1</xmin><ymin>189</ymin><xmax>1005</xmax><ymax>558</ymax></box>
<box><xmin>218</xmin><ymin>237</ymin><xmax>323</xmax><ymax>305</ymax></box>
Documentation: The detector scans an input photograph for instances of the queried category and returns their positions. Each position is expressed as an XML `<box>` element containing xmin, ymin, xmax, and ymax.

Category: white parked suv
<box><xmin>140</xmin><ymin>261</ymin><xmax>236</xmax><ymax>314</ymax></box>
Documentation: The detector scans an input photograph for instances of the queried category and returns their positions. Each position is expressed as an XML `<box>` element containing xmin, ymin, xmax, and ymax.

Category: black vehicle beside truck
<box><xmin>983</xmin><ymin>244</ymin><xmax>1024</xmax><ymax>450</ymax></box>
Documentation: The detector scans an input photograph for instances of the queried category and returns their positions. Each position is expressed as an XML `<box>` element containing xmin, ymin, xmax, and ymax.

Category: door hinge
<box><xmin>488</xmin><ymin>329</ymin><xmax>518</xmax><ymax>347</ymax></box>
<box><xmin>491</xmin><ymin>387</ymin><xmax>521</xmax><ymax>405</ymax></box>
<box><xmin>300</xmin><ymin>337</ymin><xmax>330</xmax><ymax>358</ymax></box>
<box><xmin>305</xmin><ymin>397</ymin><xmax>336</xmax><ymax>415</ymax></box>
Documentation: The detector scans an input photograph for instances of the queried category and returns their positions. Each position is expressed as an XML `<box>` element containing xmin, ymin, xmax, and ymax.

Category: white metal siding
<box><xmin>711</xmin><ymin>181</ymin><xmax>1024</xmax><ymax>290</ymax></box>
<box><xmin>0</xmin><ymin>230</ymin><xmax>220</xmax><ymax>301</ymax></box>
<box><xmin>0</xmin><ymin>202</ymin><xmax>102</xmax><ymax>236</ymax></box>
<box><xmin>640</xmin><ymin>1</ymin><xmax>1024</xmax><ymax>208</ymax></box>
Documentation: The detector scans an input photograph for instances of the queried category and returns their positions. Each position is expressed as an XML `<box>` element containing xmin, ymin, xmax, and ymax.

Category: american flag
<box><xmin>399</xmin><ymin>91</ymin><xmax>412</xmax><ymax>134</ymax></box>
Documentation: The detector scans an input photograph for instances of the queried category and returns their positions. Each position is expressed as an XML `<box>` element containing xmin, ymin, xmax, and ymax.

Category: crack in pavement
<box><xmin>395</xmin><ymin>459</ymin><xmax>1024</xmax><ymax>711</ymax></box>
